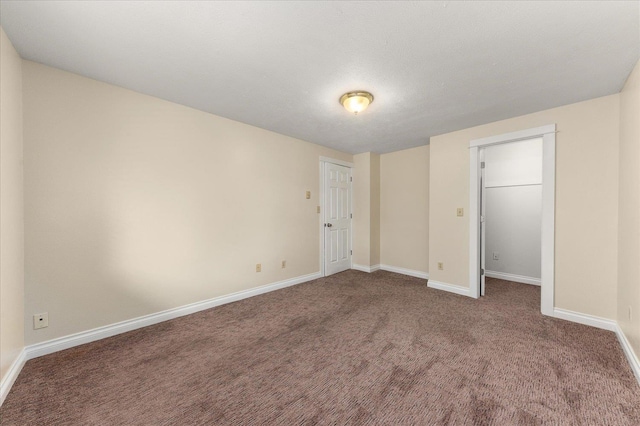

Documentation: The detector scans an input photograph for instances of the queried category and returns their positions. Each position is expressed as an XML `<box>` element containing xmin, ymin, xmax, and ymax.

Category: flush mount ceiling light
<box><xmin>339</xmin><ymin>91</ymin><xmax>374</xmax><ymax>115</ymax></box>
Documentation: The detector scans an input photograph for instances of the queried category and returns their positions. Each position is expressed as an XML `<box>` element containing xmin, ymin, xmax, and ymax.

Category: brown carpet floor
<box><xmin>2</xmin><ymin>271</ymin><xmax>639</xmax><ymax>425</ymax></box>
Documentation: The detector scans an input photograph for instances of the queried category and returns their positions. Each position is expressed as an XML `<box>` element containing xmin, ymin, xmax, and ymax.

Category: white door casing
<box><xmin>324</xmin><ymin>162</ymin><xmax>352</xmax><ymax>276</ymax></box>
<box><xmin>480</xmin><ymin>150</ymin><xmax>486</xmax><ymax>297</ymax></box>
<box><xmin>469</xmin><ymin>124</ymin><xmax>555</xmax><ymax>316</ymax></box>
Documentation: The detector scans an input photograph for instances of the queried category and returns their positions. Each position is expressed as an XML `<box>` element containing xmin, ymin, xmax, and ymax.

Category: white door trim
<box><xmin>319</xmin><ymin>156</ymin><xmax>354</xmax><ymax>168</ymax></box>
<box><xmin>469</xmin><ymin>125</ymin><xmax>556</xmax><ymax>148</ymax></box>
<box><xmin>319</xmin><ymin>161</ymin><xmax>325</xmax><ymax>277</ymax></box>
<box><xmin>319</xmin><ymin>158</ymin><xmax>354</xmax><ymax>276</ymax></box>
<box><xmin>469</xmin><ymin>124</ymin><xmax>556</xmax><ymax>316</ymax></box>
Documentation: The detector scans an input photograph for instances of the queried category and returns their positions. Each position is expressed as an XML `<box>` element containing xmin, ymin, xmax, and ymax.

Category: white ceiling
<box><xmin>1</xmin><ymin>1</ymin><xmax>638</xmax><ymax>154</ymax></box>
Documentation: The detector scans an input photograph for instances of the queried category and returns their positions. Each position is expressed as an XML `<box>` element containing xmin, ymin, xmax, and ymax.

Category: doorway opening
<box><xmin>469</xmin><ymin>125</ymin><xmax>556</xmax><ymax>316</ymax></box>
<box><xmin>319</xmin><ymin>157</ymin><xmax>353</xmax><ymax>277</ymax></box>
<box><xmin>480</xmin><ymin>138</ymin><xmax>543</xmax><ymax>297</ymax></box>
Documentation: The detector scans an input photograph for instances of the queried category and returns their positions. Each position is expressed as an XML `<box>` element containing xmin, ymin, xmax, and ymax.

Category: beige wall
<box><xmin>353</xmin><ymin>153</ymin><xmax>371</xmax><ymax>266</ymax></box>
<box><xmin>380</xmin><ymin>145</ymin><xmax>429</xmax><ymax>273</ymax></box>
<box><xmin>0</xmin><ymin>29</ymin><xmax>25</xmax><ymax>382</ymax></box>
<box><xmin>352</xmin><ymin>152</ymin><xmax>380</xmax><ymax>267</ymax></box>
<box><xmin>430</xmin><ymin>94</ymin><xmax>620</xmax><ymax>319</ymax></box>
<box><xmin>370</xmin><ymin>154</ymin><xmax>380</xmax><ymax>266</ymax></box>
<box><xmin>618</xmin><ymin>59</ymin><xmax>640</xmax><ymax>358</ymax></box>
<box><xmin>22</xmin><ymin>61</ymin><xmax>352</xmax><ymax>345</ymax></box>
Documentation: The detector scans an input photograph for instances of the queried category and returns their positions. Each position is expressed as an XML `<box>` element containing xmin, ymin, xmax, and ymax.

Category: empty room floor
<box><xmin>2</xmin><ymin>271</ymin><xmax>639</xmax><ymax>425</ymax></box>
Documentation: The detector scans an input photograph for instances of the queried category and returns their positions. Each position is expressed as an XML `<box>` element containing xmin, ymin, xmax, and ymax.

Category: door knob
<box><xmin>326</xmin><ymin>223</ymin><xmax>333</xmax><ymax>227</ymax></box>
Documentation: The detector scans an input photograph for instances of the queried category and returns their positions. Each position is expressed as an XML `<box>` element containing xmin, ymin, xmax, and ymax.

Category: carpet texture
<box><xmin>2</xmin><ymin>271</ymin><xmax>639</xmax><ymax>425</ymax></box>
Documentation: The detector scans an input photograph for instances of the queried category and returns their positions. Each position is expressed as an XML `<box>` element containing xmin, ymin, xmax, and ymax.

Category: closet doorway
<box><xmin>480</xmin><ymin>138</ymin><xmax>542</xmax><ymax>295</ymax></box>
<box><xmin>469</xmin><ymin>125</ymin><xmax>556</xmax><ymax>316</ymax></box>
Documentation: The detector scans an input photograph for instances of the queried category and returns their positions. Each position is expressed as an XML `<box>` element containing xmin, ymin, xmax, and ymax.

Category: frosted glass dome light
<box><xmin>339</xmin><ymin>91</ymin><xmax>374</xmax><ymax>114</ymax></box>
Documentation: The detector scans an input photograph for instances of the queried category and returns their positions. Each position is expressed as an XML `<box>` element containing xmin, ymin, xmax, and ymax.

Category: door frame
<box><xmin>468</xmin><ymin>124</ymin><xmax>556</xmax><ymax>316</ymax></box>
<box><xmin>319</xmin><ymin>156</ymin><xmax>354</xmax><ymax>277</ymax></box>
<box><xmin>479</xmin><ymin>147</ymin><xmax>486</xmax><ymax>297</ymax></box>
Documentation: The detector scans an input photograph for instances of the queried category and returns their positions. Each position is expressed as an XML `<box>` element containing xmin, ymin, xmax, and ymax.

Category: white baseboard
<box><xmin>485</xmin><ymin>270</ymin><xmax>540</xmax><ymax>286</ymax></box>
<box><xmin>6</xmin><ymin>270</ymin><xmax>638</xmax><ymax>405</ymax></box>
<box><xmin>615</xmin><ymin>324</ymin><xmax>640</xmax><ymax>384</ymax></box>
<box><xmin>352</xmin><ymin>263</ymin><xmax>428</xmax><ymax>280</ymax></box>
<box><xmin>380</xmin><ymin>264</ymin><xmax>428</xmax><ymax>280</ymax></box>
<box><xmin>352</xmin><ymin>264</ymin><xmax>380</xmax><ymax>273</ymax></box>
<box><xmin>427</xmin><ymin>280</ymin><xmax>471</xmax><ymax>297</ymax></box>
<box><xmin>24</xmin><ymin>272</ymin><xmax>321</xmax><ymax>361</ymax></box>
<box><xmin>553</xmin><ymin>308</ymin><xmax>617</xmax><ymax>331</ymax></box>
<box><xmin>0</xmin><ymin>348</ymin><xmax>26</xmax><ymax>406</ymax></box>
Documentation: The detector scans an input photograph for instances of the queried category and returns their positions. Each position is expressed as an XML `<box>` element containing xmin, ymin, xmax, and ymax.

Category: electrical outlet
<box><xmin>493</xmin><ymin>252</ymin><xmax>500</xmax><ymax>261</ymax></box>
<box><xmin>33</xmin><ymin>312</ymin><xmax>49</xmax><ymax>330</ymax></box>
<box><xmin>281</xmin><ymin>260</ymin><xmax>286</xmax><ymax>268</ymax></box>
<box><xmin>306</xmin><ymin>191</ymin><xmax>311</xmax><ymax>199</ymax></box>
<box><xmin>437</xmin><ymin>262</ymin><xmax>444</xmax><ymax>271</ymax></box>
<box><xmin>456</xmin><ymin>208</ymin><xmax>464</xmax><ymax>217</ymax></box>
<box><xmin>256</xmin><ymin>263</ymin><xmax>261</xmax><ymax>272</ymax></box>
<box><xmin>317</xmin><ymin>206</ymin><xmax>321</xmax><ymax>213</ymax></box>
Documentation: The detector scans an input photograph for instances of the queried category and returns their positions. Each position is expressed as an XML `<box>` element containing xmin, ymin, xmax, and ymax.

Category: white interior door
<box><xmin>480</xmin><ymin>150</ymin><xmax>486</xmax><ymax>296</ymax></box>
<box><xmin>324</xmin><ymin>163</ymin><xmax>352</xmax><ymax>276</ymax></box>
